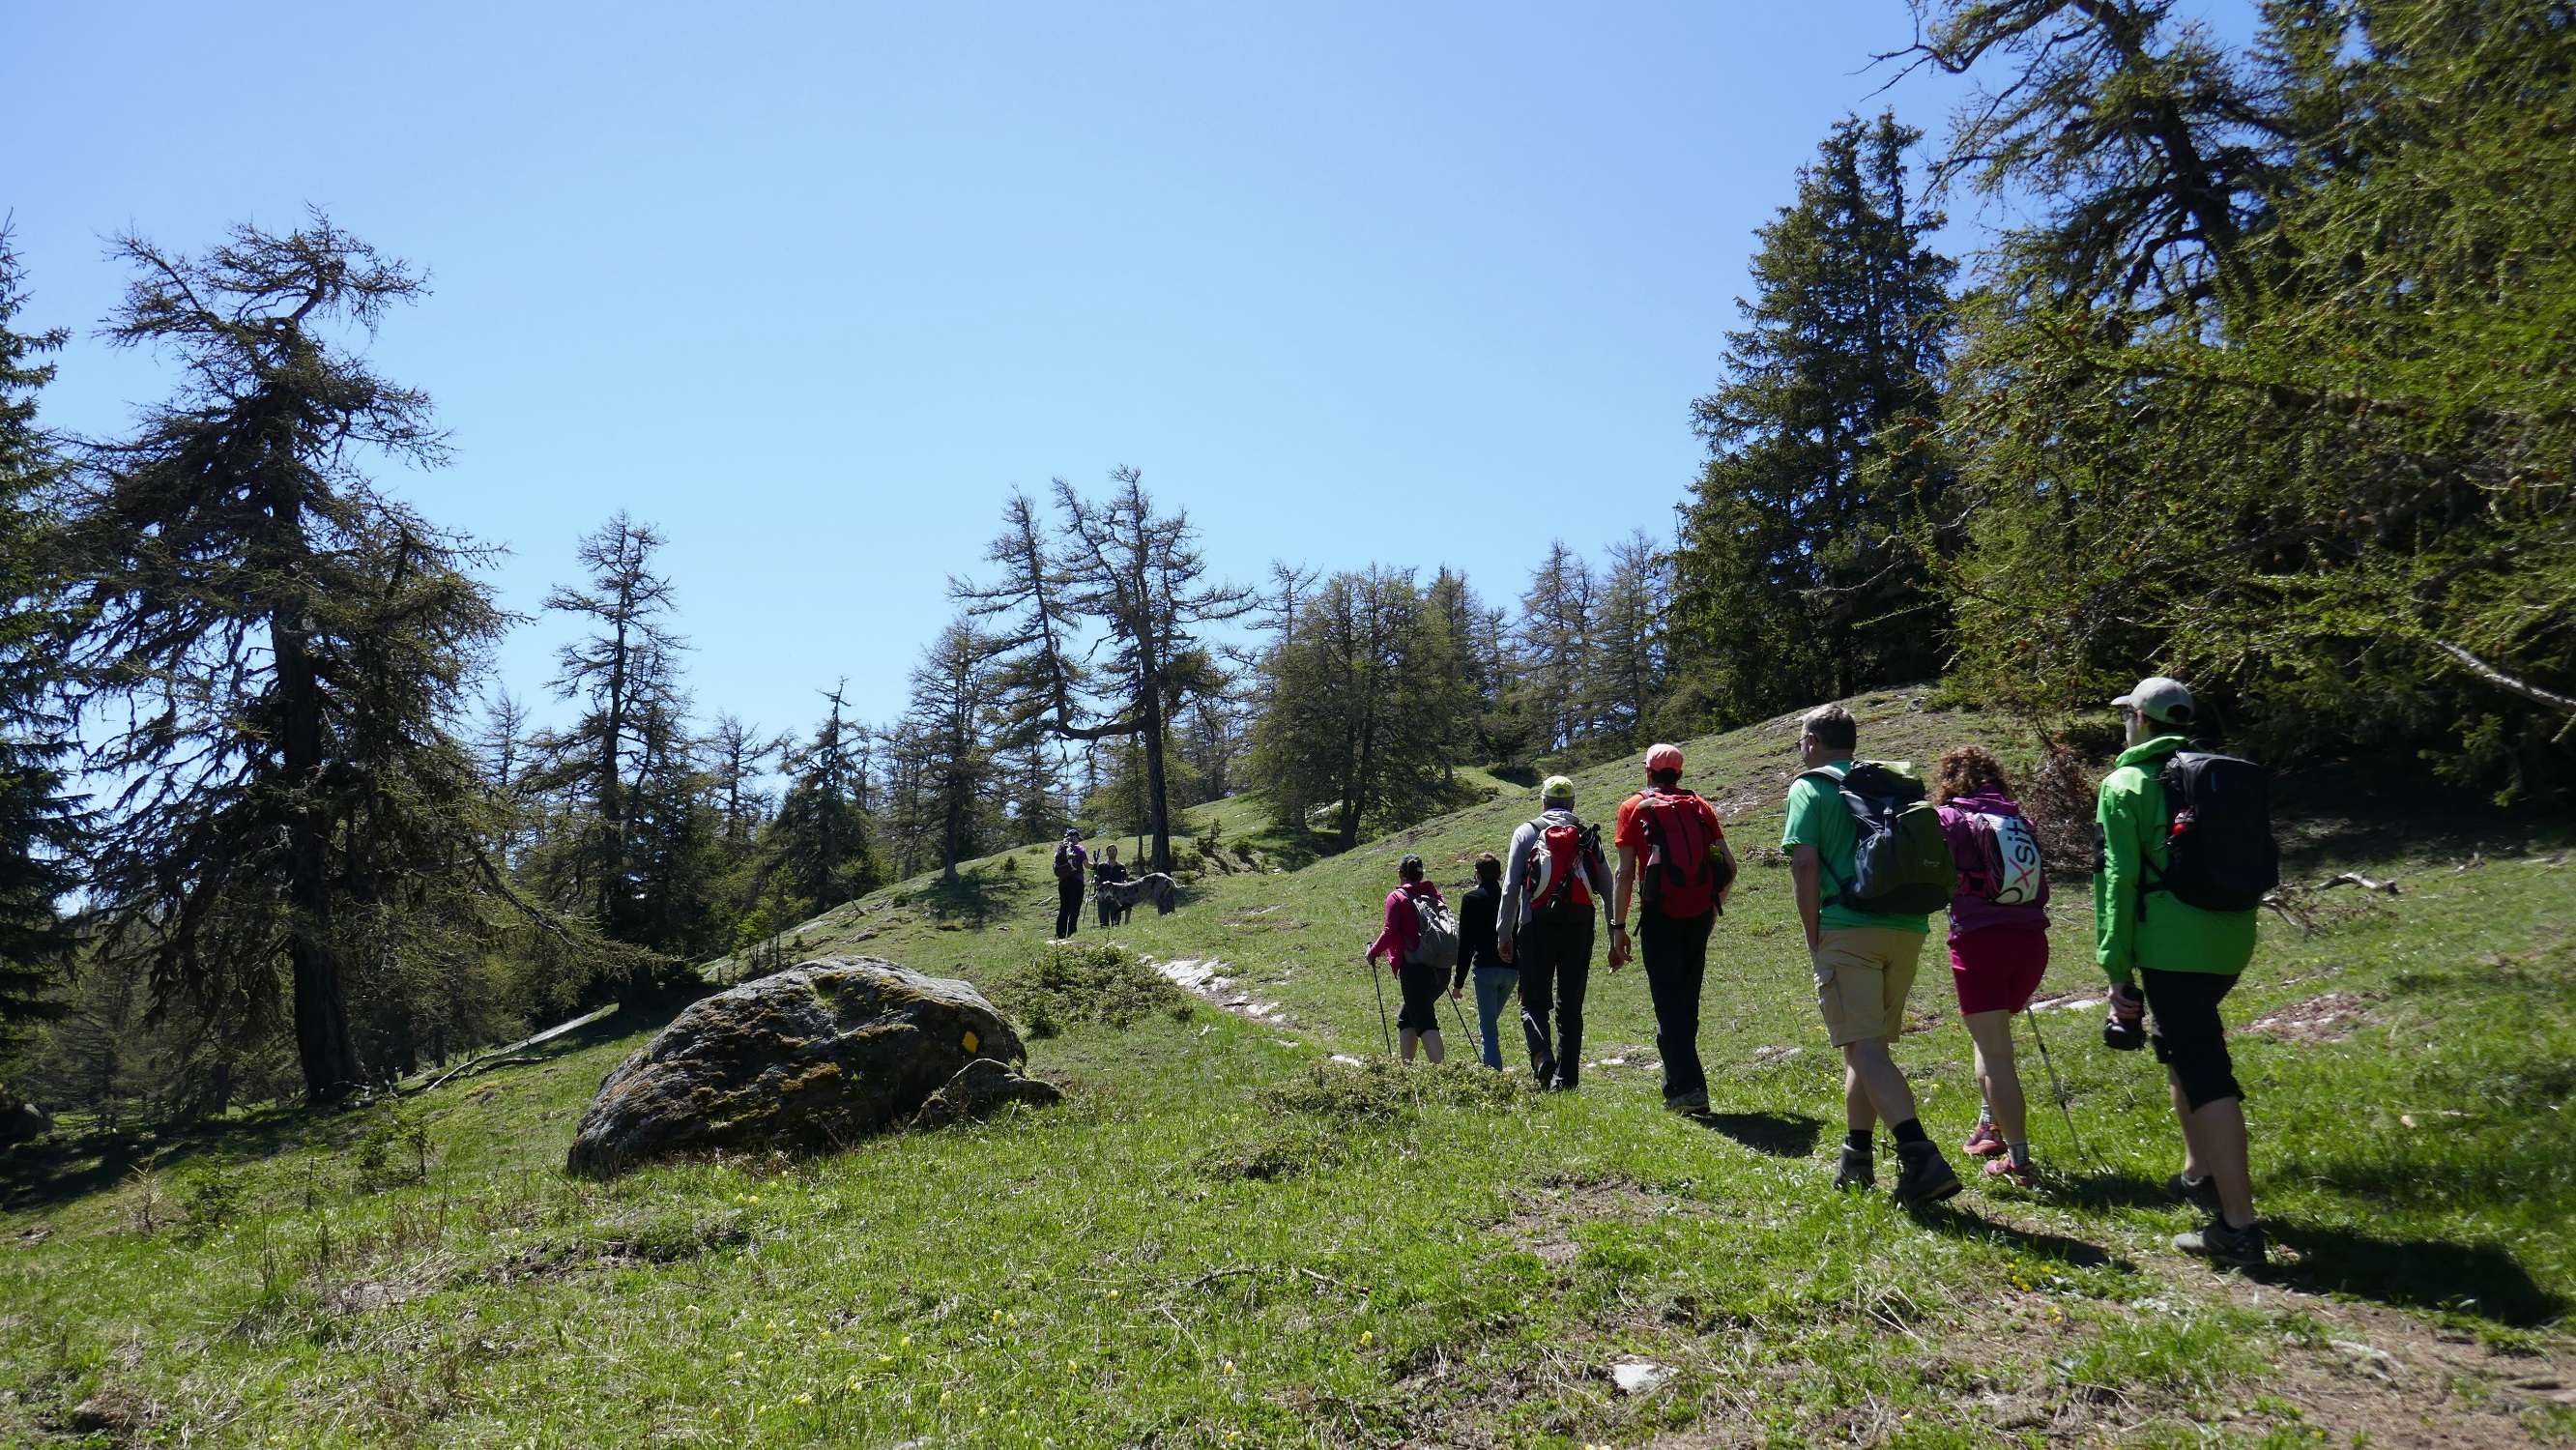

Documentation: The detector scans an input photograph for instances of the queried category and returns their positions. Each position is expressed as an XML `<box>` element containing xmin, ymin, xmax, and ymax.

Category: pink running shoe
<box><xmin>1983</xmin><ymin>1154</ymin><xmax>2037</xmax><ymax>1188</ymax></box>
<box><xmin>1961</xmin><ymin>1121</ymin><xmax>2008</xmax><ymax>1158</ymax></box>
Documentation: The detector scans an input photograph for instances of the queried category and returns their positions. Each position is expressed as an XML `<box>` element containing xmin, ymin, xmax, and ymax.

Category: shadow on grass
<box><xmin>0</xmin><ymin>1000</ymin><xmax>678</xmax><ymax>1215</ymax></box>
<box><xmin>1236</xmin><ymin>826</ymin><xmax>1346</xmax><ymax>874</ymax></box>
<box><xmin>0</xmin><ymin>1104</ymin><xmax>316</xmax><ymax>1214</ymax></box>
<box><xmin>2035</xmin><ymin>1167</ymin><xmax>2176</xmax><ymax>1212</ymax></box>
<box><xmin>2266</xmin><ymin>1224</ymin><xmax>2568</xmax><ymax>1326</ymax></box>
<box><xmin>918</xmin><ymin>867</ymin><xmax>1011</xmax><ymax>925</ymax></box>
<box><xmin>1697</xmin><ymin>1111</ymin><xmax>1824</xmax><ymax>1159</ymax></box>
<box><xmin>1919</xmin><ymin>1202</ymin><xmax>2125</xmax><ymax>1270</ymax></box>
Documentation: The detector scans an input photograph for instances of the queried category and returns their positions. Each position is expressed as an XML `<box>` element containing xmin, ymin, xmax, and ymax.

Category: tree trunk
<box><xmin>1140</xmin><ymin>664</ymin><xmax>1172</xmax><ymax>877</ymax></box>
<box><xmin>274</xmin><ymin>595</ymin><xmax>362</xmax><ymax>1102</ymax></box>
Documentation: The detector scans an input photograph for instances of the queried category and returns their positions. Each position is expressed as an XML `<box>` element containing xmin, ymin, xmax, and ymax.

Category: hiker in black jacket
<box><xmin>1450</xmin><ymin>854</ymin><xmax>1514</xmax><ymax>1070</ymax></box>
<box><xmin>1093</xmin><ymin>845</ymin><xmax>1132</xmax><ymax>928</ymax></box>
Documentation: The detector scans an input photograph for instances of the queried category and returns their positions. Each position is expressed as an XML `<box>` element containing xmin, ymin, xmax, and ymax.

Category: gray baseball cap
<box><xmin>2113</xmin><ymin>676</ymin><xmax>2195</xmax><ymax>726</ymax></box>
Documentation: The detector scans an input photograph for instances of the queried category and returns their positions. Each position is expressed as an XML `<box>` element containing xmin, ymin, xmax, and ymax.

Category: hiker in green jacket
<box><xmin>2096</xmin><ymin>676</ymin><xmax>2266</xmax><ymax>1268</ymax></box>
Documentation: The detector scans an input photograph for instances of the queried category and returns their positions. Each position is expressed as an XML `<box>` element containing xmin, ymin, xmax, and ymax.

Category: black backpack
<box><xmin>1799</xmin><ymin>762</ymin><xmax>1955</xmax><ymax>916</ymax></box>
<box><xmin>2147</xmin><ymin>750</ymin><xmax>2279</xmax><ymax>914</ymax></box>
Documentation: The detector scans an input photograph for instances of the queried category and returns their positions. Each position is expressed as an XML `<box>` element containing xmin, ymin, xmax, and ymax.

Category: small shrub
<box><xmin>178</xmin><ymin>1166</ymin><xmax>245</xmax><ymax>1232</ymax></box>
<box><xmin>1259</xmin><ymin>1057</ymin><xmax>1534</xmax><ymax>1126</ymax></box>
<box><xmin>999</xmin><ymin>943</ymin><xmax>1194</xmax><ymax>1035</ymax></box>
<box><xmin>1194</xmin><ymin>1122</ymin><xmax>1347</xmax><ymax>1181</ymax></box>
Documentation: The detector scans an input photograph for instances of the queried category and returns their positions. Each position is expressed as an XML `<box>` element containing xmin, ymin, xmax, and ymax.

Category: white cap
<box><xmin>2112</xmin><ymin>676</ymin><xmax>2195</xmax><ymax>727</ymax></box>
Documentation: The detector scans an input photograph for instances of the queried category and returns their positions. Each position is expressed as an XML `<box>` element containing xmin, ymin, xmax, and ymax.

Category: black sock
<box><xmin>1891</xmin><ymin>1118</ymin><xmax>1929</xmax><ymax>1146</ymax></box>
<box><xmin>1844</xmin><ymin>1129</ymin><xmax>1873</xmax><ymax>1154</ymax></box>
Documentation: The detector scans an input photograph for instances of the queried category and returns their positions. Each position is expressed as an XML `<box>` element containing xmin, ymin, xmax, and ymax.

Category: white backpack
<box><xmin>1971</xmin><ymin>811</ymin><xmax>2046</xmax><ymax>906</ymax></box>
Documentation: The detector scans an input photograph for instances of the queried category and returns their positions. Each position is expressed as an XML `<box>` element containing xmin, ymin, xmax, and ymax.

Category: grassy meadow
<box><xmin>4</xmin><ymin>690</ymin><xmax>2574</xmax><ymax>1447</ymax></box>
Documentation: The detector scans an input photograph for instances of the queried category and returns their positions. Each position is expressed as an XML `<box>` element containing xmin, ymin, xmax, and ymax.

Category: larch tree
<box><xmin>957</xmin><ymin>469</ymin><xmax>1252</xmax><ymax>873</ymax></box>
<box><xmin>1248</xmin><ymin>567</ymin><xmax>1470</xmax><ymax>848</ymax></box>
<box><xmin>763</xmin><ymin>685</ymin><xmax>879</xmax><ymax>913</ymax></box>
<box><xmin>1922</xmin><ymin>0</ymin><xmax>2576</xmax><ymax>798</ymax></box>
<box><xmin>532</xmin><ymin>513</ymin><xmax>686</xmax><ymax>938</ymax></box>
<box><xmin>59</xmin><ymin>215</ymin><xmax>507</xmax><ymax>1099</ymax></box>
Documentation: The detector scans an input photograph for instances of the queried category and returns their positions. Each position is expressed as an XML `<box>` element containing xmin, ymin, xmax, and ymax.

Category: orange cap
<box><xmin>1645</xmin><ymin>742</ymin><xmax>1684</xmax><ymax>774</ymax></box>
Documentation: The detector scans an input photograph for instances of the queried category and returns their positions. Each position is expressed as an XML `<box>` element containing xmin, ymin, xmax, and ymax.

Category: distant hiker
<box><xmin>1785</xmin><ymin>703</ymin><xmax>1963</xmax><ymax>1204</ymax></box>
<box><xmin>1093</xmin><ymin>844</ymin><xmax>1132</xmax><ymax>928</ymax></box>
<box><xmin>2097</xmin><ymin>676</ymin><xmax>2276</xmax><ymax>1268</ymax></box>
<box><xmin>1366</xmin><ymin>854</ymin><xmax>1455</xmax><ymax>1063</ymax></box>
<box><xmin>1611</xmin><ymin>742</ymin><xmax>1736</xmax><ymax>1115</ymax></box>
<box><xmin>1052</xmin><ymin>829</ymin><xmax>1089</xmax><ymax>939</ymax></box>
<box><xmin>1928</xmin><ymin>744</ymin><xmax>2051</xmax><ymax>1187</ymax></box>
<box><xmin>1499</xmin><ymin>775</ymin><xmax>1614</xmax><ymax>1090</ymax></box>
<box><xmin>1451</xmin><ymin>853</ymin><xmax>1515</xmax><ymax>1070</ymax></box>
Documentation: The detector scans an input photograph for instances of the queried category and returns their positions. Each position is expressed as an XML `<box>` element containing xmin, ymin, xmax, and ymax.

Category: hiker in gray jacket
<box><xmin>1497</xmin><ymin>774</ymin><xmax>1617</xmax><ymax>1089</ymax></box>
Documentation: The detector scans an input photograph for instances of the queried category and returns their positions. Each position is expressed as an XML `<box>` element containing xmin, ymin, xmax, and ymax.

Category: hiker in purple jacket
<box><xmin>1929</xmin><ymin>744</ymin><xmax>2052</xmax><ymax>1186</ymax></box>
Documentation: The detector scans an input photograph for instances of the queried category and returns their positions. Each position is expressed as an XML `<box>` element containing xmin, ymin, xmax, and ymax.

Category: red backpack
<box><xmin>1633</xmin><ymin>788</ymin><xmax>1730</xmax><ymax>918</ymax></box>
<box><xmin>1528</xmin><ymin>817</ymin><xmax>1602</xmax><ymax>917</ymax></box>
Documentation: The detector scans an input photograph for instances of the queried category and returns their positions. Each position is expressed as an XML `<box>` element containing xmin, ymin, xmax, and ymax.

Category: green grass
<box><xmin>4</xmin><ymin>689</ymin><xmax>2573</xmax><ymax>1446</ymax></box>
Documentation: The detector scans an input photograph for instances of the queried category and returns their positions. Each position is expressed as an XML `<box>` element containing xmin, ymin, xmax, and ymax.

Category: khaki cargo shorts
<box><xmin>1810</xmin><ymin>926</ymin><xmax>1927</xmax><ymax>1047</ymax></box>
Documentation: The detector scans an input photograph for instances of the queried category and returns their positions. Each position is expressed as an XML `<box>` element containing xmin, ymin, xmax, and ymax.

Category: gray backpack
<box><xmin>1407</xmin><ymin>893</ymin><xmax>1460</xmax><ymax>970</ymax></box>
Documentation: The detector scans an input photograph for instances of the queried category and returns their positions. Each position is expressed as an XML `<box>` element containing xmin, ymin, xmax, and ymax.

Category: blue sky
<box><xmin>2</xmin><ymin>1</ymin><xmax>2251</xmax><ymax>743</ymax></box>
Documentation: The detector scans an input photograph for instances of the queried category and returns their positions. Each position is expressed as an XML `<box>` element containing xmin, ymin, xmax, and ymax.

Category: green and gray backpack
<box><xmin>1798</xmin><ymin>761</ymin><xmax>1955</xmax><ymax>915</ymax></box>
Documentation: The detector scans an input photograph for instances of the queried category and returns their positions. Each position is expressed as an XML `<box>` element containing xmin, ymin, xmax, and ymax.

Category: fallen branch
<box><xmin>2320</xmin><ymin>872</ymin><xmax>2401</xmax><ymax>896</ymax></box>
<box><xmin>2431</xmin><ymin>640</ymin><xmax>2576</xmax><ymax>716</ymax></box>
<box><xmin>406</xmin><ymin>1003</ymin><xmax>620</xmax><ymax>1095</ymax></box>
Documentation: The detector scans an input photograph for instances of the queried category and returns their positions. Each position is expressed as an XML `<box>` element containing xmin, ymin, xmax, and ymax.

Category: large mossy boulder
<box><xmin>565</xmin><ymin>956</ymin><xmax>1058</xmax><ymax>1177</ymax></box>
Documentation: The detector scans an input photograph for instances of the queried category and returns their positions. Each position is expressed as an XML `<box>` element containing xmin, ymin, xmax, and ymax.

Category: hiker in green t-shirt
<box><xmin>1782</xmin><ymin>703</ymin><xmax>1962</xmax><ymax>1204</ymax></box>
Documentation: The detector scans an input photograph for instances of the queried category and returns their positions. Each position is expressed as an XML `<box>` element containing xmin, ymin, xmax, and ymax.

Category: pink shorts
<box><xmin>1949</xmin><ymin>925</ymin><xmax>2048</xmax><ymax>1016</ymax></box>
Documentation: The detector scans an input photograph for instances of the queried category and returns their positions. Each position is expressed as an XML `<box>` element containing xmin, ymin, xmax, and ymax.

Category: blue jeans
<box><xmin>1471</xmin><ymin>967</ymin><xmax>1520</xmax><ymax>1070</ymax></box>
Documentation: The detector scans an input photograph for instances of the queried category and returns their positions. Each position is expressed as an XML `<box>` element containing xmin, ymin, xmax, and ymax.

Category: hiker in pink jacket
<box><xmin>1366</xmin><ymin>854</ymin><xmax>1450</xmax><ymax>1063</ymax></box>
<box><xmin>1930</xmin><ymin>744</ymin><xmax>2052</xmax><ymax>1186</ymax></box>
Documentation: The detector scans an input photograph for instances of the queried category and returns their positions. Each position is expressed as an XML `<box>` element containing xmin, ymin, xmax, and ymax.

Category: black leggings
<box><xmin>2141</xmin><ymin>968</ymin><xmax>2245</xmax><ymax>1110</ymax></box>
<box><xmin>1055</xmin><ymin>880</ymin><xmax>1084</xmax><ymax>938</ymax></box>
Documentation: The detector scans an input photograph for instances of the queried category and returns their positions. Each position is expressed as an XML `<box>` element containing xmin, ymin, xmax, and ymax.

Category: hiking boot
<box><xmin>1663</xmin><ymin>1088</ymin><xmax>1709</xmax><ymax>1116</ymax></box>
<box><xmin>2174</xmin><ymin>1216</ymin><xmax>2267</xmax><ymax>1269</ymax></box>
<box><xmin>1961</xmin><ymin>1121</ymin><xmax>2007</xmax><ymax>1158</ymax></box>
<box><xmin>2165</xmin><ymin>1172</ymin><xmax>2223</xmax><ymax>1217</ymax></box>
<box><xmin>1893</xmin><ymin>1140</ymin><xmax>1963</xmax><ymax>1204</ymax></box>
<box><xmin>1983</xmin><ymin>1153</ymin><xmax>2037</xmax><ymax>1188</ymax></box>
<box><xmin>1834</xmin><ymin>1145</ymin><xmax>1875</xmax><ymax>1192</ymax></box>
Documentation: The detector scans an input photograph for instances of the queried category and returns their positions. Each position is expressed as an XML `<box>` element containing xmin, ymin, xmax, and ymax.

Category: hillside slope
<box><xmin>4</xmin><ymin>691</ymin><xmax>2573</xmax><ymax>1447</ymax></box>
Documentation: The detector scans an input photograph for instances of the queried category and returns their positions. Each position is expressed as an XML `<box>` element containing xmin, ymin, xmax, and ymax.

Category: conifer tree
<box><xmin>58</xmin><ymin>215</ymin><xmax>508</xmax><ymax>1099</ymax></box>
<box><xmin>763</xmin><ymin>686</ymin><xmax>879</xmax><ymax>912</ymax></box>
<box><xmin>0</xmin><ymin>230</ymin><xmax>81</xmax><ymax>1029</ymax></box>
<box><xmin>1517</xmin><ymin>542</ymin><xmax>1597</xmax><ymax>753</ymax></box>
<box><xmin>1585</xmin><ymin>531</ymin><xmax>1671</xmax><ymax>751</ymax></box>
<box><xmin>1670</xmin><ymin>113</ymin><xmax>1955</xmax><ymax>727</ymax></box>
<box><xmin>1248</xmin><ymin>567</ymin><xmax>1469</xmax><ymax>848</ymax></box>
<box><xmin>1922</xmin><ymin>0</ymin><xmax>2576</xmax><ymax>798</ymax></box>
<box><xmin>902</xmin><ymin>617</ymin><xmax>1001</xmax><ymax>884</ymax></box>
<box><xmin>959</xmin><ymin>470</ymin><xmax>1253</xmax><ymax>873</ymax></box>
<box><xmin>533</xmin><ymin>513</ymin><xmax>685</xmax><ymax>935</ymax></box>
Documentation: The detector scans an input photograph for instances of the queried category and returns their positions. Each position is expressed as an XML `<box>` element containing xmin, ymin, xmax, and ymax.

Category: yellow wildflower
<box><xmin>794</xmin><ymin>1392</ymin><xmax>813</xmax><ymax>1406</ymax></box>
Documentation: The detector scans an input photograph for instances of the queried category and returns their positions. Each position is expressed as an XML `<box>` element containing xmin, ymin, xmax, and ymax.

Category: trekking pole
<box><xmin>1369</xmin><ymin>957</ymin><xmax>1394</xmax><ymax>1056</ymax></box>
<box><xmin>1448</xmin><ymin>984</ymin><xmax>1472</xmax><ymax>1043</ymax></box>
<box><xmin>2021</xmin><ymin>1005</ymin><xmax>2099</xmax><ymax>1168</ymax></box>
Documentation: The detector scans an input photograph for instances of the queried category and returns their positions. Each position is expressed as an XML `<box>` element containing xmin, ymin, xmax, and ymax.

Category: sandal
<box><xmin>1983</xmin><ymin>1154</ymin><xmax>2036</xmax><ymax>1187</ymax></box>
<box><xmin>1961</xmin><ymin>1121</ymin><xmax>2008</xmax><ymax>1158</ymax></box>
